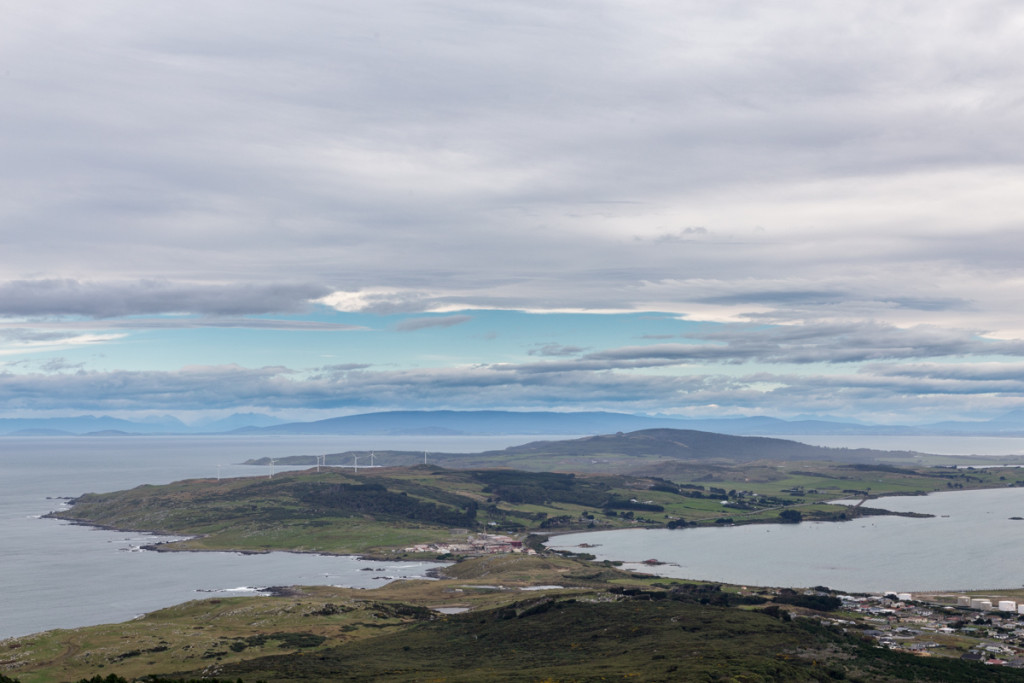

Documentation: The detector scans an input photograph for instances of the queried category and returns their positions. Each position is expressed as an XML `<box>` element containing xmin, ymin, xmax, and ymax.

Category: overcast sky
<box><xmin>2</xmin><ymin>1</ymin><xmax>1024</xmax><ymax>424</ymax></box>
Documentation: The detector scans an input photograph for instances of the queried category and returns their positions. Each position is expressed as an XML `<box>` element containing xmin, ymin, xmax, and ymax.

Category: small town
<box><xmin>801</xmin><ymin>589</ymin><xmax>1024</xmax><ymax>667</ymax></box>
<box><xmin>403</xmin><ymin>533</ymin><xmax>530</xmax><ymax>556</ymax></box>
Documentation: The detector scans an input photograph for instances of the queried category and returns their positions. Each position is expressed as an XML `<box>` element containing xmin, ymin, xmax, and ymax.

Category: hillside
<box><xmin>9</xmin><ymin>556</ymin><xmax>1024</xmax><ymax>682</ymax></box>
<box><xmin>174</xmin><ymin>593</ymin><xmax>1024</xmax><ymax>683</ymax></box>
<box><xmin>251</xmin><ymin>428</ymin><xmax>975</xmax><ymax>476</ymax></box>
<box><xmin>477</xmin><ymin>428</ymin><xmax>911</xmax><ymax>463</ymax></box>
<box><xmin>46</xmin><ymin>467</ymin><xmax>687</xmax><ymax>554</ymax></box>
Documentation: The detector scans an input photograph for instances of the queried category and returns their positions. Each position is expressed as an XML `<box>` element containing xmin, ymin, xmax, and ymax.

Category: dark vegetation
<box><xmin>153</xmin><ymin>593</ymin><xmax>1024</xmax><ymax>682</ymax></box>
<box><xmin>779</xmin><ymin>508</ymin><xmax>804</xmax><ymax>523</ymax></box>
<box><xmin>773</xmin><ymin>588</ymin><xmax>843</xmax><ymax>611</ymax></box>
<box><xmin>295</xmin><ymin>481</ymin><xmax>478</xmax><ymax>527</ymax></box>
<box><xmin>13</xmin><ymin>677</ymin><xmax>247</xmax><ymax>683</ymax></box>
<box><xmin>474</xmin><ymin>470</ymin><xmax>609</xmax><ymax>506</ymax></box>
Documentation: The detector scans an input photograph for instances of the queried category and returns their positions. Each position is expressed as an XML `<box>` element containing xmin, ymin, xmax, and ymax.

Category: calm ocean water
<box><xmin>551</xmin><ymin>480</ymin><xmax>1024</xmax><ymax>593</ymax></box>
<box><xmin>0</xmin><ymin>434</ymin><xmax>548</xmax><ymax>640</ymax></box>
<box><xmin>2</xmin><ymin>433</ymin><xmax>1024</xmax><ymax>640</ymax></box>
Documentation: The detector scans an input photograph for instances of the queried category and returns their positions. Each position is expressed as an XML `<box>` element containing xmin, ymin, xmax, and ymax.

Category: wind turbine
<box><xmin>269</xmin><ymin>458</ymin><xmax>275</xmax><ymax>479</ymax></box>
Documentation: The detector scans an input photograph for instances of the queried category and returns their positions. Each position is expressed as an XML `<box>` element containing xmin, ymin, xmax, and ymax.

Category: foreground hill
<box><xmin>198</xmin><ymin>595</ymin><xmax>1024</xmax><ymax>683</ymax></box>
<box><xmin>8</xmin><ymin>556</ymin><xmax>1024</xmax><ymax>682</ymax></box>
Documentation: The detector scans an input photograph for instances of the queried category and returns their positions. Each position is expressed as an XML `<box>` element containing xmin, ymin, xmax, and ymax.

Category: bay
<box><xmin>551</xmin><ymin>486</ymin><xmax>1024</xmax><ymax>593</ymax></box>
<box><xmin>0</xmin><ymin>434</ymin><xmax>548</xmax><ymax>640</ymax></box>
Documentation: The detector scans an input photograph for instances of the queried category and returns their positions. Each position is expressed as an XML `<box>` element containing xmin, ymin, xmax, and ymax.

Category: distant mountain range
<box><xmin>5</xmin><ymin>408</ymin><xmax>1024</xmax><ymax>437</ymax></box>
<box><xmin>0</xmin><ymin>412</ymin><xmax>287</xmax><ymax>436</ymax></box>
<box><xmin>228</xmin><ymin>409</ymin><xmax>1024</xmax><ymax>438</ymax></box>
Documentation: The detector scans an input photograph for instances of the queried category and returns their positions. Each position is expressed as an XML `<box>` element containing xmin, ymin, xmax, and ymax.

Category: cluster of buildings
<box><xmin>808</xmin><ymin>591</ymin><xmax>1024</xmax><ymax>667</ymax></box>
<box><xmin>956</xmin><ymin>596</ymin><xmax>1024</xmax><ymax>614</ymax></box>
<box><xmin>403</xmin><ymin>533</ymin><xmax>530</xmax><ymax>556</ymax></box>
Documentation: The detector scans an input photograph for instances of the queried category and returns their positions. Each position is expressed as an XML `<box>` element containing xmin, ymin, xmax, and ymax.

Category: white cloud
<box><xmin>0</xmin><ymin>332</ymin><xmax>126</xmax><ymax>356</ymax></box>
<box><xmin>317</xmin><ymin>289</ymin><xmax>432</xmax><ymax>314</ymax></box>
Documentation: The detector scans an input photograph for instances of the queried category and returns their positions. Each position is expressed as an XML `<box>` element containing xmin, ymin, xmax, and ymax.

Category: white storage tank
<box><xmin>957</xmin><ymin>595</ymin><xmax>971</xmax><ymax>606</ymax></box>
<box><xmin>998</xmin><ymin>600</ymin><xmax>1017</xmax><ymax>612</ymax></box>
<box><xmin>971</xmin><ymin>598</ymin><xmax>993</xmax><ymax>610</ymax></box>
<box><xmin>896</xmin><ymin>593</ymin><xmax>913</xmax><ymax>601</ymax></box>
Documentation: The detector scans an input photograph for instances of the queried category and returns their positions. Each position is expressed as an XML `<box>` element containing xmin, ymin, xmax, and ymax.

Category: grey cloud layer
<box><xmin>3</xmin><ymin>360</ymin><xmax>1020</xmax><ymax>420</ymax></box>
<box><xmin>512</xmin><ymin>324</ymin><xmax>1024</xmax><ymax>371</ymax></box>
<box><xmin>0</xmin><ymin>280</ymin><xmax>330</xmax><ymax>318</ymax></box>
<box><xmin>2</xmin><ymin>1</ymin><xmax>1024</xmax><ymax>420</ymax></box>
<box><xmin>1</xmin><ymin>1</ymin><xmax>1022</xmax><ymax>327</ymax></box>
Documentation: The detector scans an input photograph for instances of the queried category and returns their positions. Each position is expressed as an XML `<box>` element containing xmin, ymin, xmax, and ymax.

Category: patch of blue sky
<box><xmin>49</xmin><ymin>309</ymin><xmax>713</xmax><ymax>374</ymax></box>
